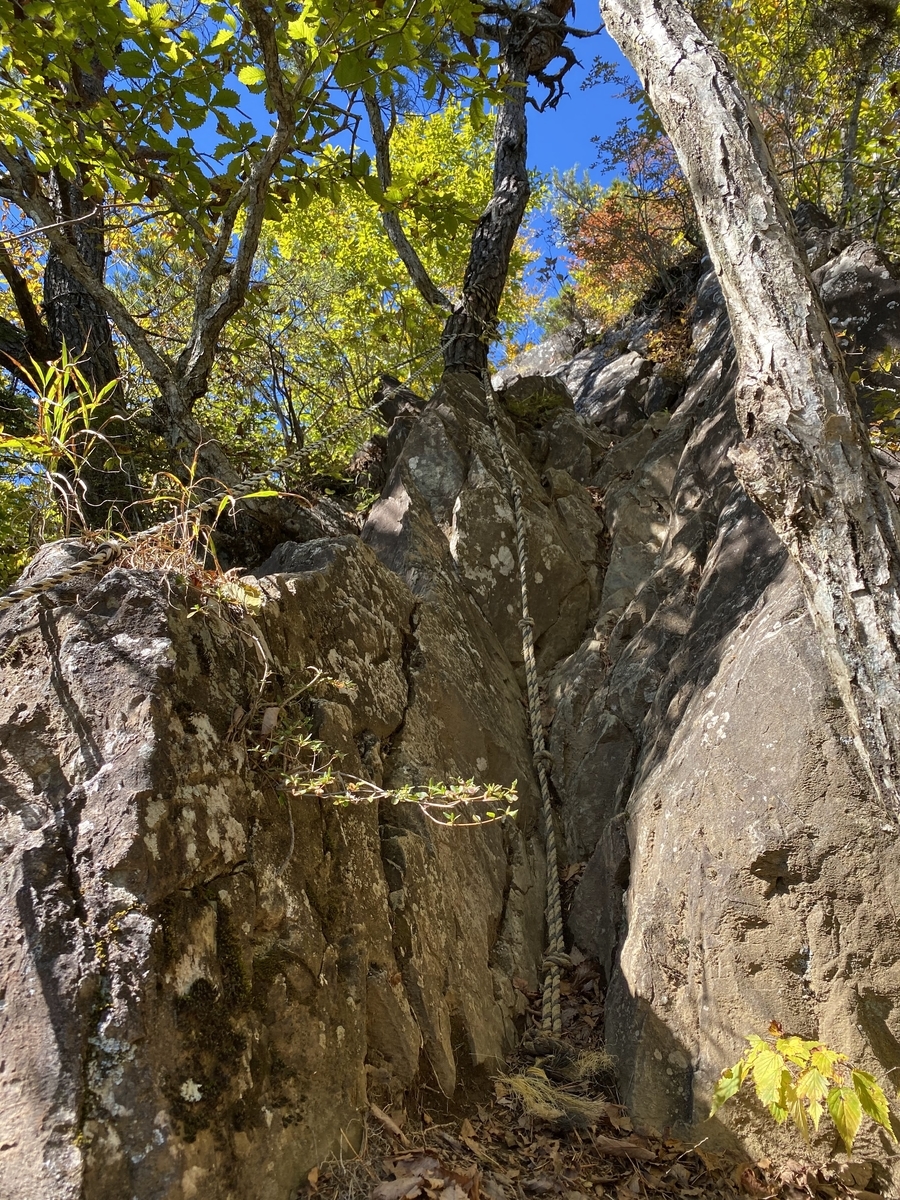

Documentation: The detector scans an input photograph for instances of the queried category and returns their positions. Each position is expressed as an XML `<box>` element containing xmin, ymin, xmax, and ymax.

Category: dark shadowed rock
<box><xmin>495</xmin><ymin>372</ymin><xmax>573</xmax><ymax>418</ymax></box>
<box><xmin>550</xmin><ymin>235</ymin><xmax>900</xmax><ymax>1185</ymax></box>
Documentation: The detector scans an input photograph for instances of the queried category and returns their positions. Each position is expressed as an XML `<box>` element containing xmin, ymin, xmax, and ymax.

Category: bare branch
<box><xmin>363</xmin><ymin>90</ymin><xmax>452</xmax><ymax>312</ymax></box>
<box><xmin>175</xmin><ymin>0</ymin><xmax>297</xmax><ymax>402</ymax></box>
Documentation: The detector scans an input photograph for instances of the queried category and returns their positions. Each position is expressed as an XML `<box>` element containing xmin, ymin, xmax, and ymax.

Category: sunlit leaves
<box><xmin>0</xmin><ymin>0</ymin><xmax>496</xmax><ymax>232</ymax></box>
<box><xmin>711</xmin><ymin>1026</ymin><xmax>896</xmax><ymax>1154</ymax></box>
<box><xmin>691</xmin><ymin>0</ymin><xmax>900</xmax><ymax>243</ymax></box>
<box><xmin>99</xmin><ymin>101</ymin><xmax>534</xmax><ymax>488</ymax></box>
<box><xmin>852</xmin><ymin>1069</ymin><xmax>895</xmax><ymax>1138</ymax></box>
<box><xmin>827</xmin><ymin>1087</ymin><xmax>863</xmax><ymax>1154</ymax></box>
<box><xmin>549</xmin><ymin>133</ymin><xmax>695</xmax><ymax>327</ymax></box>
<box><xmin>236</xmin><ymin>64</ymin><xmax>266</xmax><ymax>87</ymax></box>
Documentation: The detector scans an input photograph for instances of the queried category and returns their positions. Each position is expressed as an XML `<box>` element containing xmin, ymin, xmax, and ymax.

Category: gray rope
<box><xmin>481</xmin><ymin>367</ymin><xmax>570</xmax><ymax>1036</ymax></box>
<box><xmin>0</xmin><ymin>342</ymin><xmax>448</xmax><ymax>614</ymax></box>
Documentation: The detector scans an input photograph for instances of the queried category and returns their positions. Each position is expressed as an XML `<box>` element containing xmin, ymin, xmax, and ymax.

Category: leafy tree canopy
<box><xmin>542</xmin><ymin>0</ymin><xmax>900</xmax><ymax>329</ymax></box>
<box><xmin>0</xmin><ymin>0</ymin><xmax>541</xmax><ymax>580</ymax></box>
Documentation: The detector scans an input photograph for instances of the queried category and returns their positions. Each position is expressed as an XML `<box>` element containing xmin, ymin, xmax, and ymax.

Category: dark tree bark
<box><xmin>599</xmin><ymin>0</ymin><xmax>900</xmax><ymax>810</ymax></box>
<box><xmin>0</xmin><ymin>56</ymin><xmax>142</xmax><ymax>527</ymax></box>
<box><xmin>441</xmin><ymin>45</ymin><xmax>530</xmax><ymax>374</ymax></box>
<box><xmin>43</xmin><ymin>168</ymin><xmax>143</xmax><ymax>525</ymax></box>
<box><xmin>442</xmin><ymin>0</ymin><xmax>586</xmax><ymax>374</ymax></box>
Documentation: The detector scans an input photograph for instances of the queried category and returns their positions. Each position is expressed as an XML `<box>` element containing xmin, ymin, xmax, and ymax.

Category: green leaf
<box><xmin>851</xmin><ymin>1070</ymin><xmax>895</xmax><ymax>1138</ymax></box>
<box><xmin>116</xmin><ymin>49</ymin><xmax>150</xmax><ymax>77</ymax></box>
<box><xmin>237</xmin><ymin>65</ymin><xmax>266</xmax><ymax>87</ymax></box>
<box><xmin>212</xmin><ymin>87</ymin><xmax>240</xmax><ymax>109</ymax></box>
<box><xmin>710</xmin><ymin>1063</ymin><xmax>747</xmax><ymax>1117</ymax></box>
<box><xmin>827</xmin><ymin>1086</ymin><xmax>863</xmax><ymax>1154</ymax></box>
<box><xmin>333</xmin><ymin>53</ymin><xmax>367</xmax><ymax>90</ymax></box>
<box><xmin>287</xmin><ymin>14</ymin><xmax>318</xmax><ymax>44</ymax></box>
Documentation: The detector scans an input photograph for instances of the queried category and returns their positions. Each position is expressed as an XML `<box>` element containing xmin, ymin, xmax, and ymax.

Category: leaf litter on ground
<box><xmin>301</xmin><ymin>958</ymin><xmax>889</xmax><ymax>1200</ymax></box>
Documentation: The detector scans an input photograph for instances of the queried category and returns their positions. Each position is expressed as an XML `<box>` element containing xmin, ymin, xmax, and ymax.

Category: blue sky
<box><xmin>515</xmin><ymin>28</ymin><xmax>639</xmax><ymax>325</ymax></box>
<box><xmin>526</xmin><ymin>28</ymin><xmax>638</xmax><ymax>186</ymax></box>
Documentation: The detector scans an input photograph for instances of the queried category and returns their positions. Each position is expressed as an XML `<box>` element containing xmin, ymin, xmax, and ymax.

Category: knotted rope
<box><xmin>482</xmin><ymin>368</ymin><xmax>570</xmax><ymax>1036</ymax></box>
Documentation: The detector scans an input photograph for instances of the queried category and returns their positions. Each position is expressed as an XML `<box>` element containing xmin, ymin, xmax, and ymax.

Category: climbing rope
<box><xmin>0</xmin><ymin>335</ymin><xmax>570</xmax><ymax>1038</ymax></box>
<box><xmin>481</xmin><ymin>367</ymin><xmax>570</xmax><ymax>1037</ymax></box>
<box><xmin>0</xmin><ymin>342</ymin><xmax>448</xmax><ymax>615</ymax></box>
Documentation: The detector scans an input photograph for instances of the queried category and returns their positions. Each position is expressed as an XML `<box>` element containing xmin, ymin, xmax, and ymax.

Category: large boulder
<box><xmin>0</xmin><ymin>367</ymin><xmax>613</xmax><ymax>1199</ymax></box>
<box><xmin>4</xmin><ymin>227</ymin><xmax>900</xmax><ymax>1197</ymax></box>
<box><xmin>552</xmin><ymin>251</ymin><xmax>900</xmax><ymax>1185</ymax></box>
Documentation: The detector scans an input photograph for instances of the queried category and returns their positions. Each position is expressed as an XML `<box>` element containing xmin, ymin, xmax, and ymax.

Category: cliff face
<box><xmin>552</xmin><ymin>239</ymin><xmax>900</xmax><ymax>1172</ymax></box>
<box><xmin>2</xmin><ymin>229</ymin><xmax>900</xmax><ymax>1197</ymax></box>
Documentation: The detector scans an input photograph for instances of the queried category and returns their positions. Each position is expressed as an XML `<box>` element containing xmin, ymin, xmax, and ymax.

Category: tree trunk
<box><xmin>42</xmin><ymin>59</ymin><xmax>142</xmax><ymax>528</ymax></box>
<box><xmin>599</xmin><ymin>0</ymin><xmax>900</xmax><ymax>810</ymax></box>
<box><xmin>442</xmin><ymin>46</ymin><xmax>530</xmax><ymax>374</ymax></box>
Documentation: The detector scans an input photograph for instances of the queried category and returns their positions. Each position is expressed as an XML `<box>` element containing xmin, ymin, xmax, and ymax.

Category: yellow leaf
<box><xmin>827</xmin><ymin>1086</ymin><xmax>863</xmax><ymax>1154</ymax></box>
<box><xmin>777</xmin><ymin>1036</ymin><xmax>811</xmax><ymax>1066</ymax></box>
<box><xmin>796</xmin><ymin>1066</ymin><xmax>830</xmax><ymax>1104</ymax></box>
<box><xmin>811</xmin><ymin>1046</ymin><xmax>845</xmax><ymax>1079</ymax></box>
<box><xmin>787</xmin><ymin>1091</ymin><xmax>810</xmax><ymax>1142</ymax></box>
<box><xmin>710</xmin><ymin>1062</ymin><xmax>748</xmax><ymax>1117</ymax></box>
<box><xmin>751</xmin><ymin>1048</ymin><xmax>789</xmax><ymax>1108</ymax></box>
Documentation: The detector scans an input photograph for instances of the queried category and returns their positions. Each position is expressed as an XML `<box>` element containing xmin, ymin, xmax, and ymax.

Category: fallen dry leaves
<box><xmin>301</xmin><ymin>957</ymin><xmax>889</xmax><ymax>1200</ymax></box>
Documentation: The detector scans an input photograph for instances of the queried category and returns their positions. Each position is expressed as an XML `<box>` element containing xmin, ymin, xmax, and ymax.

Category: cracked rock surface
<box><xmin>3</xmin><ymin>231</ymin><xmax>900</xmax><ymax>1196</ymax></box>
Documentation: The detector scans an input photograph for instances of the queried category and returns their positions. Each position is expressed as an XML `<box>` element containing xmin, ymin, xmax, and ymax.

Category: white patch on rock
<box><xmin>145</xmin><ymin>799</ymin><xmax>166</xmax><ymax>829</ymax></box>
<box><xmin>179</xmin><ymin>1079</ymin><xmax>202</xmax><ymax>1103</ymax></box>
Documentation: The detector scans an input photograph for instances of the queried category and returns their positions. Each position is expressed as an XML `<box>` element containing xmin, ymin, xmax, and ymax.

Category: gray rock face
<box><xmin>548</xmin><ymin>239</ymin><xmax>900</xmax><ymax>1182</ymax></box>
<box><xmin>362</xmin><ymin>373</ymin><xmax>600</xmax><ymax>674</ymax></box>
<box><xmin>0</xmin><ymin>365</ymin><xmax>610</xmax><ymax>1199</ymax></box>
<box><xmin>565</xmin><ymin>349</ymin><xmax>653</xmax><ymax>433</ymax></box>
<box><xmin>4</xmin><ymin>229</ymin><xmax>900</xmax><ymax>1196</ymax></box>
<box><xmin>0</xmin><ymin>533</ymin><xmax>546</xmax><ymax>1200</ymax></box>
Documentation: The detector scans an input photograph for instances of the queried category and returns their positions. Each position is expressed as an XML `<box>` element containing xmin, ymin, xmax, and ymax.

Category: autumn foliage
<box><xmin>548</xmin><ymin>131</ymin><xmax>696</xmax><ymax>326</ymax></box>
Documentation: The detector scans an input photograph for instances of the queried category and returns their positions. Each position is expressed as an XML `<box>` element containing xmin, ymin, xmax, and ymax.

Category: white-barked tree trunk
<box><xmin>599</xmin><ymin>0</ymin><xmax>900</xmax><ymax>810</ymax></box>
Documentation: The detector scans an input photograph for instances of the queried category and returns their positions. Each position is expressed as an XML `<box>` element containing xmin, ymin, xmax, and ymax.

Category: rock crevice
<box><xmin>3</xmin><ymin>231</ymin><xmax>900</xmax><ymax>1195</ymax></box>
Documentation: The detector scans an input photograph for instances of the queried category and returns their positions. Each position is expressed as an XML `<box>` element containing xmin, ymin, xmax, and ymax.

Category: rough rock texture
<box><xmin>3</xmin><ymin>226</ymin><xmax>900</xmax><ymax>1196</ymax></box>
<box><xmin>362</xmin><ymin>373</ymin><xmax>602</xmax><ymax>675</ymax></box>
<box><xmin>548</xmin><ymin>239</ymin><xmax>900</xmax><ymax>1182</ymax></box>
<box><xmin>0</xmin><ymin>363</ymin><xmax>610</xmax><ymax>1199</ymax></box>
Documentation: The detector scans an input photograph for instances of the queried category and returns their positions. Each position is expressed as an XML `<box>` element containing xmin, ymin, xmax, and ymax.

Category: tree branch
<box><xmin>0</xmin><ymin>147</ymin><xmax>177</xmax><ymax>395</ymax></box>
<box><xmin>175</xmin><ymin>0</ymin><xmax>297</xmax><ymax>402</ymax></box>
<box><xmin>0</xmin><ymin>313</ymin><xmax>36</xmax><ymax>385</ymax></box>
<box><xmin>363</xmin><ymin>90</ymin><xmax>452</xmax><ymax>312</ymax></box>
<box><xmin>0</xmin><ymin>241</ymin><xmax>53</xmax><ymax>358</ymax></box>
